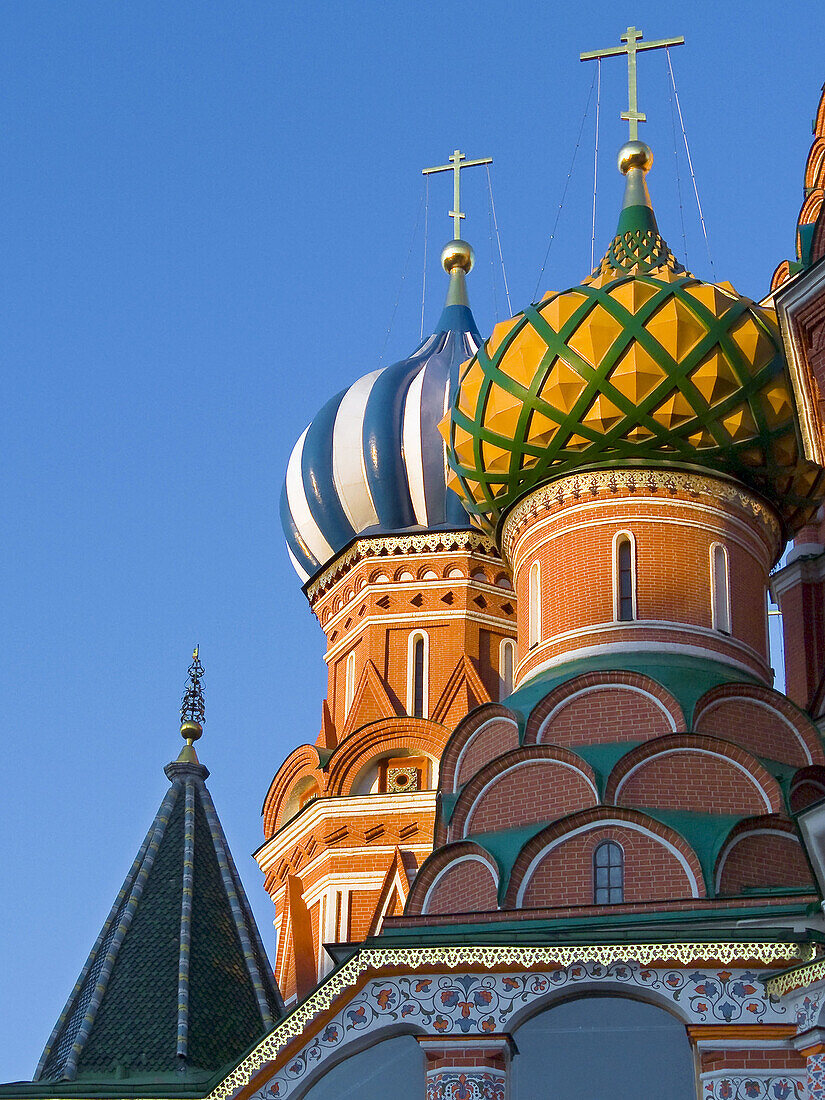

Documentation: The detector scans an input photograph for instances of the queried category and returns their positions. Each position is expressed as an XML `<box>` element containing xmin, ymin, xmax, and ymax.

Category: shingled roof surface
<box><xmin>36</xmin><ymin>756</ymin><xmax>280</xmax><ymax>1083</ymax></box>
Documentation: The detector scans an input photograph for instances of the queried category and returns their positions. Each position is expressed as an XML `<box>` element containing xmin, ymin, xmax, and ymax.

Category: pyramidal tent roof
<box><xmin>35</xmin><ymin>753</ymin><xmax>281</xmax><ymax>1085</ymax></box>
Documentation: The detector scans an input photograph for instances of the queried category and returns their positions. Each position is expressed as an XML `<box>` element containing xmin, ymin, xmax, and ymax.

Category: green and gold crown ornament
<box><xmin>178</xmin><ymin>646</ymin><xmax>205</xmax><ymax>763</ymax></box>
<box><xmin>444</xmin><ymin>135</ymin><xmax>825</xmax><ymax>538</ymax></box>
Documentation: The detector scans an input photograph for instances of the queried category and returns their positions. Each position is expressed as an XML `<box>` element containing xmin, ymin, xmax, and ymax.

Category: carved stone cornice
<box><xmin>500</xmin><ymin>468</ymin><xmax>782</xmax><ymax>565</ymax></box>
<box><xmin>306</xmin><ymin>529</ymin><xmax>499</xmax><ymax>601</ymax></box>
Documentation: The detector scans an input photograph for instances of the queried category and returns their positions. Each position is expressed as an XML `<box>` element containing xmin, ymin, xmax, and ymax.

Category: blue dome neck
<box><xmin>436</xmin><ymin>302</ymin><xmax>480</xmax><ymax>338</ymax></box>
<box><xmin>435</xmin><ymin>269</ymin><xmax>480</xmax><ymax>339</ymax></box>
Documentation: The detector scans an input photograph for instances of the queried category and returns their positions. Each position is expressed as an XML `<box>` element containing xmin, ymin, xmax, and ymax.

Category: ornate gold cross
<box><xmin>423</xmin><ymin>149</ymin><xmax>493</xmax><ymax>239</ymax></box>
<box><xmin>580</xmin><ymin>26</ymin><xmax>684</xmax><ymax>140</ymax></box>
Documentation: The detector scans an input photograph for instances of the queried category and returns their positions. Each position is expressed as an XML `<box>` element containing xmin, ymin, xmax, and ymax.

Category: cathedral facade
<box><xmin>5</xmin><ymin>40</ymin><xmax>825</xmax><ymax>1100</ymax></box>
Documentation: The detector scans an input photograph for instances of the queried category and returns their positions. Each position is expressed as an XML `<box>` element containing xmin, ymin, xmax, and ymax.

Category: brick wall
<box><xmin>456</xmin><ymin>719</ymin><xmax>520</xmax><ymax>787</ymax></box>
<box><xmin>717</xmin><ymin>833</ymin><xmax>813</xmax><ymax>893</ymax></box>
<box><xmin>617</xmin><ymin>751</ymin><xmax>771</xmax><ymax>815</ymax></box>
<box><xmin>425</xmin><ymin>857</ymin><xmax>498</xmax><ymax>915</ymax></box>
<box><xmin>694</xmin><ymin>697</ymin><xmax>816</xmax><ymax>766</ymax></box>
<box><xmin>461</xmin><ymin>761</ymin><xmax>596</xmax><ymax>834</ymax></box>
<box><xmin>504</xmin><ymin>478</ymin><xmax>777</xmax><ymax>684</ymax></box>
<box><xmin>519</xmin><ymin>825</ymin><xmax>696</xmax><ymax>907</ymax></box>
<box><xmin>312</xmin><ymin>546</ymin><xmax>517</xmax><ymax>733</ymax></box>
<box><xmin>540</xmin><ymin>687</ymin><xmax>671</xmax><ymax>747</ymax></box>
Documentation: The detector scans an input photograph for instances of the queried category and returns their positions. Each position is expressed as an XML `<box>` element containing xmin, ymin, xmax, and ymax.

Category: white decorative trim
<box><xmin>257</xmin><ymin>792</ymin><xmax>437</xmax><ymax>869</ymax></box>
<box><xmin>714</xmin><ymin>828</ymin><xmax>802</xmax><ymax>893</ymax></box>
<box><xmin>614</xmin><ymin>748</ymin><xmax>774</xmax><ymax>813</ymax></box>
<box><xmin>420</xmin><ymin>854</ymin><xmax>500</xmax><ymax>914</ymax></box>
<box><xmin>696</xmin><ymin>695</ymin><xmax>814</xmax><ymax>766</ymax></box>
<box><xmin>499</xmin><ymin>638</ymin><xmax>517</xmax><ymax>700</ymax></box>
<box><xmin>212</xmin><ymin>946</ymin><xmax>808</xmax><ymax>1100</ymax></box>
<box><xmin>452</xmin><ymin>715</ymin><xmax>519</xmax><ymax>791</ymax></box>
<box><xmin>306</xmin><ymin>530</ymin><xmax>498</xmax><ymax>600</ymax></box>
<box><xmin>710</xmin><ymin>542</ymin><xmax>732</xmax><ymax>634</ymax></box>
<box><xmin>509</xmin><ymin>500</ymin><xmax>774</xmax><ymax>574</ymax></box>
<box><xmin>344</xmin><ymin>651</ymin><xmax>356</xmax><ymax>717</ymax></box>
<box><xmin>528</xmin><ymin>560</ymin><xmax>541</xmax><ymax>647</ymax></box>
<box><xmin>515</xmin><ymin>817</ymin><xmax>701</xmax><ymax>906</ymax></box>
<box><xmin>463</xmin><ymin>758</ymin><xmax>599</xmax><ymax>837</ymax></box>
<box><xmin>517</xmin><ymin>637</ymin><xmax>770</xmax><ymax>688</ymax></box>
<box><xmin>501</xmin><ymin>470</ymin><xmax>781</xmax><ymax>565</ymax></box>
<box><xmin>324</xmin><ymin>609</ymin><xmax>515</xmax><ymax>664</ymax></box>
<box><xmin>536</xmin><ymin>683</ymin><xmax>677</xmax><ymax>741</ymax></box>
<box><xmin>612</xmin><ymin>529</ymin><xmax>637</xmax><ymax>622</ymax></box>
<box><xmin>407</xmin><ymin>630</ymin><xmax>430</xmax><ymax>719</ymax></box>
<box><xmin>775</xmin><ymin>259</ymin><xmax>825</xmax><ymax>466</ymax></box>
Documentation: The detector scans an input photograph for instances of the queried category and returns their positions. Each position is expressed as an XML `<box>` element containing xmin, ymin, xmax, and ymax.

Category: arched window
<box><xmin>711</xmin><ymin>542</ymin><xmax>731</xmax><ymax>633</ymax></box>
<box><xmin>614</xmin><ymin>532</ymin><xmax>636</xmax><ymax>622</ymax></box>
<box><xmin>344</xmin><ymin>651</ymin><xmax>356</xmax><ymax>716</ymax></box>
<box><xmin>528</xmin><ymin>561</ymin><xmax>541</xmax><ymax>647</ymax></box>
<box><xmin>407</xmin><ymin>631</ymin><xmax>429</xmax><ymax>718</ymax></box>
<box><xmin>499</xmin><ymin>639</ymin><xmax>516</xmax><ymax>699</ymax></box>
<box><xmin>593</xmin><ymin>840</ymin><xmax>624</xmax><ymax>904</ymax></box>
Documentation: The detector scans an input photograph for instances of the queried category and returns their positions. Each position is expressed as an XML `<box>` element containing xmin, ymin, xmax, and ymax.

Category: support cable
<box><xmin>420</xmin><ymin>176</ymin><xmax>429</xmax><ymax>341</ymax></box>
<box><xmin>590</xmin><ymin>59</ymin><xmax>601</xmax><ymax>273</ymax></box>
<box><xmin>666</xmin><ymin>53</ymin><xmax>689</xmax><ymax>267</ymax></box>
<box><xmin>380</xmin><ymin>184</ymin><xmax>424</xmax><ymax>363</ymax></box>
<box><xmin>485</xmin><ymin>172</ymin><xmax>499</xmax><ymax>321</ymax></box>
<box><xmin>486</xmin><ymin>164</ymin><xmax>512</xmax><ymax>316</ymax></box>
<box><xmin>666</xmin><ymin>48</ymin><xmax>715</xmax><ymax>275</ymax></box>
<box><xmin>533</xmin><ymin>67</ymin><xmax>598</xmax><ymax>302</ymax></box>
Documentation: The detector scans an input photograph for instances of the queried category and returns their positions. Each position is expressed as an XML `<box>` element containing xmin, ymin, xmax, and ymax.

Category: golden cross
<box><xmin>580</xmin><ymin>26</ymin><xmax>684</xmax><ymax>140</ymax></box>
<box><xmin>422</xmin><ymin>149</ymin><xmax>493</xmax><ymax>239</ymax></box>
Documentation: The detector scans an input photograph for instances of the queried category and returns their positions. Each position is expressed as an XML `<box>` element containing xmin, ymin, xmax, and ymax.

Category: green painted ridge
<box><xmin>503</xmin><ymin>651</ymin><xmax>758</xmax><ymax>735</ymax></box>
<box><xmin>376</xmin><ymin>901</ymin><xmax>819</xmax><ymax>945</ymax></box>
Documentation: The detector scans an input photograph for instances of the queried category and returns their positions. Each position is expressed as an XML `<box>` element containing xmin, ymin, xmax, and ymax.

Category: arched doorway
<box><xmin>298</xmin><ymin>1034</ymin><xmax>423</xmax><ymax>1100</ymax></box>
<box><xmin>511</xmin><ymin>995</ymin><xmax>694</xmax><ymax>1100</ymax></box>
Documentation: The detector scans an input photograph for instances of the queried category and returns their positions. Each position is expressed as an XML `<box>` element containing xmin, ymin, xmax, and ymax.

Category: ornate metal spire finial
<box><xmin>580</xmin><ymin>26</ymin><xmax>684</xmax><ymax>142</ymax></box>
<box><xmin>423</xmin><ymin>148</ymin><xmax>492</xmax><ymax>241</ymax></box>
<box><xmin>180</xmin><ymin>645</ymin><xmax>205</xmax><ymax>744</ymax></box>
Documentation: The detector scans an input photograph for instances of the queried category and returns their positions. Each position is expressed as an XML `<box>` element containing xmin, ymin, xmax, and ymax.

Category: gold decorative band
<box><xmin>306</xmin><ymin>529</ymin><xmax>498</xmax><ymax>600</ymax></box>
<box><xmin>500</xmin><ymin>468</ymin><xmax>782</xmax><ymax>564</ymax></box>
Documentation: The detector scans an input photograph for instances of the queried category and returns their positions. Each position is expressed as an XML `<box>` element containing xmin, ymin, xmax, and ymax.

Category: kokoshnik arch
<box><xmin>7</xmin><ymin>26</ymin><xmax>825</xmax><ymax>1100</ymax></box>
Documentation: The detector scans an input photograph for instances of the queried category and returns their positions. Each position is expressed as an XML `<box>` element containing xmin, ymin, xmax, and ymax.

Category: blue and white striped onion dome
<box><xmin>281</xmin><ymin>262</ymin><xmax>481</xmax><ymax>583</ymax></box>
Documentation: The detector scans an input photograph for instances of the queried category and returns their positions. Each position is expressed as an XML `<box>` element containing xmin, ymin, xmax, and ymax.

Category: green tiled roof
<box><xmin>35</xmin><ymin>755</ymin><xmax>281</xmax><ymax>1084</ymax></box>
<box><xmin>503</xmin><ymin>651</ymin><xmax>758</xmax><ymax>734</ymax></box>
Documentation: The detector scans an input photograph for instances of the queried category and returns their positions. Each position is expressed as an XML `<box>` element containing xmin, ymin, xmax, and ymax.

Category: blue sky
<box><xmin>0</xmin><ymin>0</ymin><xmax>820</xmax><ymax>1081</ymax></box>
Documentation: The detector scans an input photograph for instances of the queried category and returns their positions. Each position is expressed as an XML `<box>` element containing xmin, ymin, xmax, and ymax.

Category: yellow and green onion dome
<box><xmin>445</xmin><ymin>141</ymin><xmax>825</xmax><ymax>537</ymax></box>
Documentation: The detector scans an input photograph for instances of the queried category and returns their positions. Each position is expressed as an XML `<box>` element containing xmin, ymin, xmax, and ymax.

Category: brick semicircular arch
<box><xmin>405</xmin><ymin>840</ymin><xmax>500</xmax><ymax>916</ymax></box>
<box><xmin>447</xmin><ymin>745</ymin><xmax>599</xmax><ymax>840</ymax></box>
<box><xmin>603</xmin><ymin>733</ymin><xmax>784</xmax><ymax>816</ymax></box>
<box><xmin>523</xmin><ymin>670</ymin><xmax>686</xmax><ymax>747</ymax></box>
<box><xmin>262</xmin><ymin>744</ymin><xmax>327</xmax><ymax>836</ymax></box>
<box><xmin>692</xmin><ymin>682</ymin><xmax>824</xmax><ymax>767</ymax></box>
<box><xmin>713</xmin><ymin>815</ymin><xmax>815</xmax><ymax>895</ymax></box>
<box><xmin>324</xmin><ymin>717</ymin><xmax>449</xmax><ymax>796</ymax></box>
<box><xmin>439</xmin><ymin>703</ymin><xmax>521</xmax><ymax>795</ymax></box>
<box><xmin>505</xmin><ymin>806</ymin><xmax>706</xmax><ymax>909</ymax></box>
<box><xmin>790</xmin><ymin>765</ymin><xmax>825</xmax><ymax>813</ymax></box>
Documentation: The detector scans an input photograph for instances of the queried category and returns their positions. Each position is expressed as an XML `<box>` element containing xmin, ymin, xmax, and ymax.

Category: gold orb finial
<box><xmin>180</xmin><ymin>719</ymin><xmax>203</xmax><ymax>742</ymax></box>
<box><xmin>618</xmin><ymin>140</ymin><xmax>653</xmax><ymax>176</ymax></box>
<box><xmin>441</xmin><ymin>239</ymin><xmax>474</xmax><ymax>274</ymax></box>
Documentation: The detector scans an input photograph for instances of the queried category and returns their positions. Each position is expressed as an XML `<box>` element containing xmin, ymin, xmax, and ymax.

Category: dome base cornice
<box><xmin>500</xmin><ymin>466</ymin><xmax>782</xmax><ymax>566</ymax></box>
<box><xmin>305</xmin><ymin>528</ymin><xmax>499</xmax><ymax>601</ymax></box>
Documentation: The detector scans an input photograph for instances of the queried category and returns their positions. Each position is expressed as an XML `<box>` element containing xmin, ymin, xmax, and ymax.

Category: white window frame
<box><xmin>612</xmin><ymin>530</ymin><xmax>637</xmax><ymax>622</ymax></box>
<box><xmin>406</xmin><ymin>630</ymin><xmax>429</xmax><ymax>718</ymax></box>
<box><xmin>344</xmin><ymin>650</ymin><xmax>356</xmax><ymax>716</ymax></box>
<box><xmin>499</xmin><ymin>638</ymin><xmax>517</xmax><ymax>699</ymax></box>
<box><xmin>710</xmin><ymin>542</ymin><xmax>731</xmax><ymax>634</ymax></box>
<box><xmin>528</xmin><ymin>561</ymin><xmax>541</xmax><ymax>648</ymax></box>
